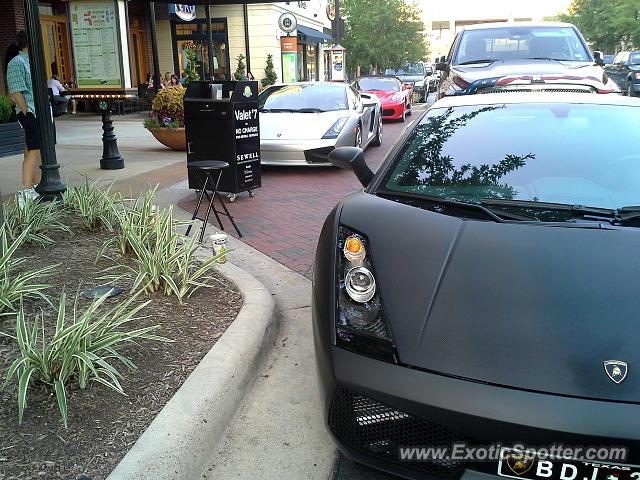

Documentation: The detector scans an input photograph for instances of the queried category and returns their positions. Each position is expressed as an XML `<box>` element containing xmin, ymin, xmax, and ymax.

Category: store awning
<box><xmin>296</xmin><ymin>25</ymin><xmax>332</xmax><ymax>43</ymax></box>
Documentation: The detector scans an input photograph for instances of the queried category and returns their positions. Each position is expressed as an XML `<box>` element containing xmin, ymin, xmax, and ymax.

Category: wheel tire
<box><xmin>401</xmin><ymin>106</ymin><xmax>406</xmax><ymax>122</ymax></box>
<box><xmin>355</xmin><ymin>125</ymin><xmax>362</xmax><ymax>148</ymax></box>
<box><xmin>372</xmin><ymin>118</ymin><xmax>383</xmax><ymax>146</ymax></box>
<box><xmin>406</xmin><ymin>102</ymin><xmax>412</xmax><ymax>116</ymax></box>
<box><xmin>628</xmin><ymin>81</ymin><xmax>636</xmax><ymax>97</ymax></box>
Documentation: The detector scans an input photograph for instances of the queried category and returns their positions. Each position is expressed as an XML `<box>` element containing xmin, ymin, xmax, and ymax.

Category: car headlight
<box><xmin>336</xmin><ymin>226</ymin><xmax>397</xmax><ymax>363</ymax></box>
<box><xmin>635</xmin><ymin>73</ymin><xmax>640</xmax><ymax>80</ymax></box>
<box><xmin>414</xmin><ymin>80</ymin><xmax>424</xmax><ymax>87</ymax></box>
<box><xmin>322</xmin><ymin>117</ymin><xmax>349</xmax><ymax>139</ymax></box>
<box><xmin>390</xmin><ymin>93</ymin><xmax>402</xmax><ymax>102</ymax></box>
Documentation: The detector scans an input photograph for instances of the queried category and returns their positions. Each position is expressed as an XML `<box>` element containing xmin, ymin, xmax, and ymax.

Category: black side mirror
<box><xmin>329</xmin><ymin>147</ymin><xmax>374</xmax><ymax>187</ymax></box>
<box><xmin>435</xmin><ymin>62</ymin><xmax>448</xmax><ymax>71</ymax></box>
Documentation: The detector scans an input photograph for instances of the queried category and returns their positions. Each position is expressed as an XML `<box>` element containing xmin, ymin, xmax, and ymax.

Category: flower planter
<box><xmin>0</xmin><ymin>122</ymin><xmax>25</xmax><ymax>158</ymax></box>
<box><xmin>147</xmin><ymin>127</ymin><xmax>186</xmax><ymax>151</ymax></box>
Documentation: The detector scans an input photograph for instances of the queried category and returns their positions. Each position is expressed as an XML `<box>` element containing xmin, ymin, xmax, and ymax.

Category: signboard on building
<box><xmin>278</xmin><ymin>12</ymin><xmax>297</xmax><ymax>34</ymax></box>
<box><xmin>280</xmin><ymin>36</ymin><xmax>298</xmax><ymax>83</ymax></box>
<box><xmin>169</xmin><ymin>4</ymin><xmax>196</xmax><ymax>22</ymax></box>
<box><xmin>69</xmin><ymin>0</ymin><xmax>122</xmax><ymax>87</ymax></box>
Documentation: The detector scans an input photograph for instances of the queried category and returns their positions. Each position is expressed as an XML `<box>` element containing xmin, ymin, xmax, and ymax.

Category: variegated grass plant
<box><xmin>2</xmin><ymin>193</ymin><xmax>71</xmax><ymax>246</ymax></box>
<box><xmin>0</xmin><ymin>226</ymin><xmax>56</xmax><ymax>315</ymax></box>
<box><xmin>100</xmin><ymin>205</ymin><xmax>225</xmax><ymax>303</ymax></box>
<box><xmin>0</xmin><ymin>290</ymin><xmax>171</xmax><ymax>427</ymax></box>
<box><xmin>62</xmin><ymin>177</ymin><xmax>124</xmax><ymax>231</ymax></box>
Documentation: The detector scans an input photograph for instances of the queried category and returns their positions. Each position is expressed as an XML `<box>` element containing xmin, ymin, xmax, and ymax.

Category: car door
<box><xmin>608</xmin><ymin>52</ymin><xmax>626</xmax><ymax>88</ymax></box>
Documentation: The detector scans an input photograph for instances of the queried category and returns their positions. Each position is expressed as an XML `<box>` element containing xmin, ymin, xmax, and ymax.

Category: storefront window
<box><xmin>305</xmin><ymin>44</ymin><xmax>316</xmax><ymax>81</ymax></box>
<box><xmin>171</xmin><ymin>19</ymin><xmax>229</xmax><ymax>80</ymax></box>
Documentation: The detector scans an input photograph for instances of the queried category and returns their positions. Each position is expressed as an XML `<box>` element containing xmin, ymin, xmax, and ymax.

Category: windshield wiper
<box><xmin>291</xmin><ymin>108</ymin><xmax>326</xmax><ymax>113</ymax></box>
<box><xmin>377</xmin><ymin>190</ymin><xmax>537</xmax><ymax>223</ymax></box>
<box><xmin>481</xmin><ymin>199</ymin><xmax>640</xmax><ymax>225</ymax></box>
<box><xmin>523</xmin><ymin>57</ymin><xmax>570</xmax><ymax>62</ymax></box>
<box><xmin>458</xmin><ymin>59</ymin><xmax>496</xmax><ymax>65</ymax></box>
<box><xmin>259</xmin><ymin>108</ymin><xmax>295</xmax><ymax>113</ymax></box>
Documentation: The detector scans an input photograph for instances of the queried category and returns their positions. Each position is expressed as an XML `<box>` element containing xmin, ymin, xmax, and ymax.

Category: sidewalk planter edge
<box><xmin>106</xmin><ymin>254</ymin><xmax>279</xmax><ymax>480</ymax></box>
<box><xmin>0</xmin><ymin>122</ymin><xmax>25</xmax><ymax>158</ymax></box>
<box><xmin>147</xmin><ymin>127</ymin><xmax>186</xmax><ymax>151</ymax></box>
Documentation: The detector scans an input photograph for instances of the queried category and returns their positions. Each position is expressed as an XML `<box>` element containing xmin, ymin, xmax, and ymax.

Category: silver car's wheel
<box><xmin>372</xmin><ymin>118</ymin><xmax>383</xmax><ymax>146</ymax></box>
<box><xmin>355</xmin><ymin>125</ymin><xmax>362</xmax><ymax>148</ymax></box>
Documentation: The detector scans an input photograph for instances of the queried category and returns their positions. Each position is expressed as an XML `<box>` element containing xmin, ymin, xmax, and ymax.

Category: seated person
<box><xmin>47</xmin><ymin>74</ymin><xmax>69</xmax><ymax>114</ymax></box>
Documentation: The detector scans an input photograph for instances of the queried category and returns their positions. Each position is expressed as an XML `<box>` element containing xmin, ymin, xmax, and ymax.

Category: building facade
<box><xmin>1</xmin><ymin>0</ymin><xmax>334</xmax><ymax>98</ymax></box>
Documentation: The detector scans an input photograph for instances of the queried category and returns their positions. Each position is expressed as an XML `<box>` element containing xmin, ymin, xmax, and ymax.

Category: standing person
<box><xmin>47</xmin><ymin>74</ymin><xmax>69</xmax><ymax>114</ymax></box>
<box><xmin>247</xmin><ymin>71</ymin><xmax>255</xmax><ymax>81</ymax></box>
<box><xmin>6</xmin><ymin>30</ymin><xmax>41</xmax><ymax>203</ymax></box>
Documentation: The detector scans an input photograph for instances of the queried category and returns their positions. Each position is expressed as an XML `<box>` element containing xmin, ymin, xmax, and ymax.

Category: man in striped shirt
<box><xmin>6</xmin><ymin>30</ymin><xmax>40</xmax><ymax>202</ymax></box>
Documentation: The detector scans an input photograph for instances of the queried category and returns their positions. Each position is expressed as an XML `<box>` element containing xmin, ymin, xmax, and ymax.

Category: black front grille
<box><xmin>329</xmin><ymin>387</ymin><xmax>469</xmax><ymax>477</ymax></box>
<box><xmin>382</xmin><ymin>108</ymin><xmax>395</xmax><ymax>116</ymax></box>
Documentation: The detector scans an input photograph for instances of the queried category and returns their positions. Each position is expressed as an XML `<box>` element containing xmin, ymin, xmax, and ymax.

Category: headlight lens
<box><xmin>390</xmin><ymin>93</ymin><xmax>402</xmax><ymax>102</ymax></box>
<box><xmin>345</xmin><ymin>266</ymin><xmax>376</xmax><ymax>302</ymax></box>
<box><xmin>322</xmin><ymin>117</ymin><xmax>349</xmax><ymax>139</ymax></box>
<box><xmin>336</xmin><ymin>227</ymin><xmax>396</xmax><ymax>363</ymax></box>
<box><xmin>635</xmin><ymin>73</ymin><xmax>640</xmax><ymax>80</ymax></box>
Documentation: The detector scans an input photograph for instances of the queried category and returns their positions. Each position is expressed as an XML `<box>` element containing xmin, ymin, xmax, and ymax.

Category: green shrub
<box><xmin>63</xmin><ymin>177</ymin><xmax>123</xmax><ymax>231</ymax></box>
<box><xmin>3</xmin><ymin>194</ymin><xmax>71</xmax><ymax>245</ymax></box>
<box><xmin>1</xmin><ymin>290</ymin><xmax>171</xmax><ymax>427</ymax></box>
<box><xmin>0</xmin><ymin>96</ymin><xmax>14</xmax><ymax>124</ymax></box>
<box><xmin>261</xmin><ymin>54</ymin><xmax>278</xmax><ymax>87</ymax></box>
<box><xmin>235</xmin><ymin>54</ymin><xmax>247</xmax><ymax>81</ymax></box>
<box><xmin>0</xmin><ymin>226</ymin><xmax>56</xmax><ymax>315</ymax></box>
<box><xmin>100</xmin><ymin>206</ymin><xmax>225</xmax><ymax>303</ymax></box>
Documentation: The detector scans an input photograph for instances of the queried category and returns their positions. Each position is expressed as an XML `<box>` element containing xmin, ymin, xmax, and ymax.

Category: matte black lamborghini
<box><xmin>313</xmin><ymin>92</ymin><xmax>640</xmax><ymax>480</ymax></box>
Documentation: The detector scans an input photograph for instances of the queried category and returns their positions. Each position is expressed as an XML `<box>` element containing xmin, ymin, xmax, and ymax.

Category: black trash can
<box><xmin>184</xmin><ymin>80</ymin><xmax>261</xmax><ymax>201</ymax></box>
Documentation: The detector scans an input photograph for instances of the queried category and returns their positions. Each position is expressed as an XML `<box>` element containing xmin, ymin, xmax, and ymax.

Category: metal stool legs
<box><xmin>185</xmin><ymin>169</ymin><xmax>243</xmax><ymax>241</ymax></box>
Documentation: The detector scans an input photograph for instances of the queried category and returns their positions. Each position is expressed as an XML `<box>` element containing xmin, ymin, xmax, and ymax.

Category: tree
<box><xmin>182</xmin><ymin>49</ymin><xmax>200</xmax><ymax>86</ymax></box>
<box><xmin>235</xmin><ymin>54</ymin><xmax>247</xmax><ymax>81</ymax></box>
<box><xmin>559</xmin><ymin>0</ymin><xmax>640</xmax><ymax>52</ymax></box>
<box><xmin>262</xmin><ymin>54</ymin><xmax>278</xmax><ymax>87</ymax></box>
<box><xmin>342</xmin><ymin>0</ymin><xmax>428</xmax><ymax>73</ymax></box>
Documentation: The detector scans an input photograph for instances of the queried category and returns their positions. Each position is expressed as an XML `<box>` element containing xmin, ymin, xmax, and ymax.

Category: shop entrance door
<box><xmin>40</xmin><ymin>15</ymin><xmax>72</xmax><ymax>83</ymax></box>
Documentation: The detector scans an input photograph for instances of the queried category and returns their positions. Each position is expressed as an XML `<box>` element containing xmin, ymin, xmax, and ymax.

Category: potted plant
<box><xmin>143</xmin><ymin>87</ymin><xmax>186</xmax><ymax>151</ymax></box>
<box><xmin>0</xmin><ymin>96</ymin><xmax>24</xmax><ymax>158</ymax></box>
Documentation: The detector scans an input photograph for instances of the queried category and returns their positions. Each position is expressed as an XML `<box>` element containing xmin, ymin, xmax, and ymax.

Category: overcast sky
<box><xmin>416</xmin><ymin>0</ymin><xmax>573</xmax><ymax>22</ymax></box>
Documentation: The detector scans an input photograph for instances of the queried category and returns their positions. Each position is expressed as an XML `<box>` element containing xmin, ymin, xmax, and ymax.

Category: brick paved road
<box><xmin>179</xmin><ymin>108</ymin><xmax>426</xmax><ymax>278</ymax></box>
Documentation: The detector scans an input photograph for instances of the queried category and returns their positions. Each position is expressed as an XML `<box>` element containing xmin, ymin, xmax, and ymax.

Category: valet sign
<box><xmin>233</xmin><ymin>103</ymin><xmax>261</xmax><ymax>189</ymax></box>
<box><xmin>169</xmin><ymin>4</ymin><xmax>196</xmax><ymax>21</ymax></box>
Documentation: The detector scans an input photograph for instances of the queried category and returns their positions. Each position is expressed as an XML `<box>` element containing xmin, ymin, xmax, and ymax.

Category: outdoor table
<box><xmin>185</xmin><ymin>160</ymin><xmax>243</xmax><ymax>241</ymax></box>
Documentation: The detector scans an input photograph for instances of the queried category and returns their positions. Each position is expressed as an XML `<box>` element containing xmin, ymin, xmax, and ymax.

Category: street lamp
<box><xmin>23</xmin><ymin>0</ymin><xmax>66</xmax><ymax>201</ymax></box>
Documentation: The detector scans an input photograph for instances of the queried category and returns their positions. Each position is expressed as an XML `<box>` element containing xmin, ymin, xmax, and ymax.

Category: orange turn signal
<box><xmin>344</xmin><ymin>236</ymin><xmax>365</xmax><ymax>261</ymax></box>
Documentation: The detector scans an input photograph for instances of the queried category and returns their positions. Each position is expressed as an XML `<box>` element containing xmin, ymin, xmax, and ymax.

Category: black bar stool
<box><xmin>185</xmin><ymin>161</ymin><xmax>243</xmax><ymax>242</ymax></box>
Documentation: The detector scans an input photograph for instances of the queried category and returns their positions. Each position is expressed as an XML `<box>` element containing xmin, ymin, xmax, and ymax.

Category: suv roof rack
<box><xmin>455</xmin><ymin>75</ymin><xmax>619</xmax><ymax>95</ymax></box>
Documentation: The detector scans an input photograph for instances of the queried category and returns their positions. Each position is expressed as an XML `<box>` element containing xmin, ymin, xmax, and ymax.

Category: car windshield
<box><xmin>381</xmin><ymin>102</ymin><xmax>640</xmax><ymax>220</ymax></box>
<box><xmin>357</xmin><ymin>77</ymin><xmax>401</xmax><ymax>91</ymax></box>
<box><xmin>630</xmin><ymin>52</ymin><xmax>640</xmax><ymax>65</ymax></box>
<box><xmin>258</xmin><ymin>84</ymin><xmax>348</xmax><ymax>111</ymax></box>
<box><xmin>455</xmin><ymin>26</ymin><xmax>591</xmax><ymax>64</ymax></box>
<box><xmin>386</xmin><ymin>63</ymin><xmax>424</xmax><ymax>75</ymax></box>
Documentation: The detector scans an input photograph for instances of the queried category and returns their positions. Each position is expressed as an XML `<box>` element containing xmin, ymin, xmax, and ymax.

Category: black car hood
<box><xmin>395</xmin><ymin>75</ymin><xmax>424</xmax><ymax>83</ymax></box>
<box><xmin>452</xmin><ymin>59</ymin><xmax>605</xmax><ymax>82</ymax></box>
<box><xmin>340</xmin><ymin>192</ymin><xmax>640</xmax><ymax>402</ymax></box>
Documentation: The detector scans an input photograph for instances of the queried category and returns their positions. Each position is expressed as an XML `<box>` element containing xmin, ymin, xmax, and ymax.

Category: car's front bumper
<box><xmin>381</xmin><ymin>102</ymin><xmax>405</xmax><ymax>119</ymax></box>
<box><xmin>260</xmin><ymin>138</ymin><xmax>335</xmax><ymax>166</ymax></box>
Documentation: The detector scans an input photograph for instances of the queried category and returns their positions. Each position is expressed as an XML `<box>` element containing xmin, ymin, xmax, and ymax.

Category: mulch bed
<box><xmin>0</xmin><ymin>216</ymin><xmax>243</xmax><ymax>480</ymax></box>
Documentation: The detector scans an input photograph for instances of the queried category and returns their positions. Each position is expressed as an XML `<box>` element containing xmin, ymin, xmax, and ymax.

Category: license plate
<box><xmin>498</xmin><ymin>448</ymin><xmax>640</xmax><ymax>480</ymax></box>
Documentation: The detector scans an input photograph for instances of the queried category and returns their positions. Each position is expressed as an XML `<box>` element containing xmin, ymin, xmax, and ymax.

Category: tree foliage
<box><xmin>182</xmin><ymin>49</ymin><xmax>200</xmax><ymax>86</ymax></box>
<box><xmin>342</xmin><ymin>0</ymin><xmax>428</xmax><ymax>72</ymax></box>
<box><xmin>559</xmin><ymin>0</ymin><xmax>640</xmax><ymax>52</ymax></box>
<box><xmin>262</xmin><ymin>54</ymin><xmax>278</xmax><ymax>87</ymax></box>
<box><xmin>235</xmin><ymin>54</ymin><xmax>247</xmax><ymax>81</ymax></box>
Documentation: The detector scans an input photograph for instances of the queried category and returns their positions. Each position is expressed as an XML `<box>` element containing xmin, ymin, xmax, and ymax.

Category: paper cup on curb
<box><xmin>210</xmin><ymin>233</ymin><xmax>228</xmax><ymax>263</ymax></box>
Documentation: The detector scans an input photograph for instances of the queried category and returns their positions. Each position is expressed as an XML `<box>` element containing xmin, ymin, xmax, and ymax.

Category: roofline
<box><xmin>458</xmin><ymin>21</ymin><xmax>577</xmax><ymax>31</ymax></box>
<box><xmin>429</xmin><ymin>92</ymin><xmax>640</xmax><ymax>109</ymax></box>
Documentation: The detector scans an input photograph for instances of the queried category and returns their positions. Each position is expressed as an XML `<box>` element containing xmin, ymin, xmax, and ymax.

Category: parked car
<box><xmin>313</xmin><ymin>91</ymin><xmax>640</xmax><ymax>479</ymax></box>
<box><xmin>603</xmin><ymin>54</ymin><xmax>616</xmax><ymax>65</ymax></box>
<box><xmin>353</xmin><ymin>75</ymin><xmax>412</xmax><ymax>121</ymax></box>
<box><xmin>604</xmin><ymin>50</ymin><xmax>640</xmax><ymax>96</ymax></box>
<box><xmin>385</xmin><ymin>62</ymin><xmax>430</xmax><ymax>102</ymax></box>
<box><xmin>258</xmin><ymin>82</ymin><xmax>383</xmax><ymax>166</ymax></box>
<box><xmin>435</xmin><ymin>22</ymin><xmax>619</xmax><ymax>97</ymax></box>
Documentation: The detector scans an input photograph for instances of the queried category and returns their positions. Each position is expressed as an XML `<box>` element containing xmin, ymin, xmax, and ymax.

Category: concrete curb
<box><xmin>107</xmin><ymin>257</ymin><xmax>279</xmax><ymax>480</ymax></box>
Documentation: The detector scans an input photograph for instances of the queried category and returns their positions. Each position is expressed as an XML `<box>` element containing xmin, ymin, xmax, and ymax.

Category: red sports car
<box><xmin>353</xmin><ymin>75</ymin><xmax>412</xmax><ymax>121</ymax></box>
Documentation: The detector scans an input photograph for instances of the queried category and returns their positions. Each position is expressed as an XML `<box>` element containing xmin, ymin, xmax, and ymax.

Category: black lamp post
<box><xmin>23</xmin><ymin>0</ymin><xmax>66</xmax><ymax>201</ymax></box>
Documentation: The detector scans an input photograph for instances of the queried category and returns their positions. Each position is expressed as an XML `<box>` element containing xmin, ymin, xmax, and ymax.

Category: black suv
<box><xmin>604</xmin><ymin>51</ymin><xmax>640</xmax><ymax>97</ymax></box>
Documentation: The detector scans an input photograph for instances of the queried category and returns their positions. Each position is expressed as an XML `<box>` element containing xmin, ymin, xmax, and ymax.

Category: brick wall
<box><xmin>0</xmin><ymin>0</ymin><xmax>26</xmax><ymax>96</ymax></box>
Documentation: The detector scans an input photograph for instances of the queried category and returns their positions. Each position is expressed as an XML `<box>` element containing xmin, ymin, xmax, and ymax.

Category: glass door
<box><xmin>40</xmin><ymin>15</ymin><xmax>71</xmax><ymax>83</ymax></box>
